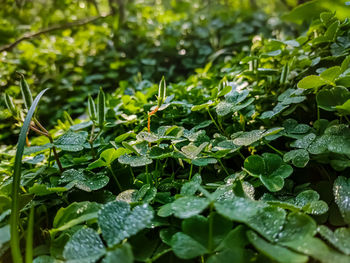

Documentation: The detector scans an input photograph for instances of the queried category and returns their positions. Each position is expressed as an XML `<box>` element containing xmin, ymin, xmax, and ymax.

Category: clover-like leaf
<box><xmin>54</xmin><ymin>131</ymin><xmax>88</xmax><ymax>152</ymax></box>
<box><xmin>98</xmin><ymin>201</ymin><xmax>153</xmax><ymax>246</ymax></box>
<box><xmin>283</xmin><ymin>149</ymin><xmax>309</xmax><ymax>168</ymax></box>
<box><xmin>263</xmin><ymin>190</ymin><xmax>328</xmax><ymax>215</ymax></box>
<box><xmin>318</xmin><ymin>226</ymin><xmax>350</xmax><ymax>255</ymax></box>
<box><xmin>334</xmin><ymin>176</ymin><xmax>350</xmax><ymax>224</ymax></box>
<box><xmin>63</xmin><ymin>228</ymin><xmax>105</xmax><ymax>263</ymax></box>
<box><xmin>158</xmin><ymin>196</ymin><xmax>209</xmax><ymax>219</ymax></box>
<box><xmin>102</xmin><ymin>243</ymin><xmax>133</xmax><ymax>263</ymax></box>
<box><xmin>317</xmin><ymin>86</ymin><xmax>350</xmax><ymax>111</ymax></box>
<box><xmin>298</xmin><ymin>75</ymin><xmax>327</xmax><ymax>90</ymax></box>
<box><xmin>247</xmin><ymin>231</ymin><xmax>308</xmax><ymax>263</ymax></box>
<box><xmin>170</xmin><ymin>232</ymin><xmax>208</xmax><ymax>259</ymax></box>
<box><xmin>59</xmin><ymin>169</ymin><xmax>109</xmax><ymax>192</ymax></box>
<box><xmin>51</xmin><ymin>202</ymin><xmax>101</xmax><ymax>234</ymax></box>
<box><xmin>118</xmin><ymin>154</ymin><xmax>152</xmax><ymax>167</ymax></box>
<box><xmin>244</xmin><ymin>153</ymin><xmax>293</xmax><ymax>192</ymax></box>
<box><xmin>215</xmin><ymin>197</ymin><xmax>286</xmax><ymax>242</ymax></box>
<box><xmin>88</xmin><ymin>148</ymin><xmax>128</xmax><ymax>169</ymax></box>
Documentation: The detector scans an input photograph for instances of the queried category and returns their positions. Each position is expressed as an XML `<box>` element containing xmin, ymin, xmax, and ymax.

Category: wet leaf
<box><xmin>118</xmin><ymin>154</ymin><xmax>152</xmax><ymax>167</ymax></box>
<box><xmin>54</xmin><ymin>131</ymin><xmax>88</xmax><ymax>152</ymax></box>
<box><xmin>98</xmin><ymin>201</ymin><xmax>153</xmax><ymax>246</ymax></box>
<box><xmin>334</xmin><ymin>176</ymin><xmax>350</xmax><ymax>224</ymax></box>
<box><xmin>102</xmin><ymin>243</ymin><xmax>133</xmax><ymax>263</ymax></box>
<box><xmin>63</xmin><ymin>228</ymin><xmax>105</xmax><ymax>263</ymax></box>
<box><xmin>244</xmin><ymin>153</ymin><xmax>293</xmax><ymax>192</ymax></box>
<box><xmin>247</xmin><ymin>230</ymin><xmax>308</xmax><ymax>263</ymax></box>
<box><xmin>51</xmin><ymin>202</ymin><xmax>101</xmax><ymax>234</ymax></box>
<box><xmin>283</xmin><ymin>149</ymin><xmax>309</xmax><ymax>168</ymax></box>
<box><xmin>59</xmin><ymin>169</ymin><xmax>109</xmax><ymax>192</ymax></box>
<box><xmin>170</xmin><ymin>232</ymin><xmax>208</xmax><ymax>259</ymax></box>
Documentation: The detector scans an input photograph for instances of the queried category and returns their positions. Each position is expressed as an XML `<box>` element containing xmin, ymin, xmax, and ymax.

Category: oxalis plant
<box><xmin>2</xmin><ymin>8</ymin><xmax>350</xmax><ymax>263</ymax></box>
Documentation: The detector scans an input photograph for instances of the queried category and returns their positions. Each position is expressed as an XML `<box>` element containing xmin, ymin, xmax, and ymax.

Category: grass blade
<box><xmin>10</xmin><ymin>88</ymin><xmax>49</xmax><ymax>263</ymax></box>
<box><xmin>25</xmin><ymin>206</ymin><xmax>35</xmax><ymax>263</ymax></box>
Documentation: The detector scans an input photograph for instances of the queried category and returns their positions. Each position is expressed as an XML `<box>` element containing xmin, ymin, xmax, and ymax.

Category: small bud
<box><xmin>63</xmin><ymin>111</ymin><xmax>74</xmax><ymax>125</ymax></box>
<box><xmin>4</xmin><ymin>93</ymin><xmax>17</xmax><ymax>116</ymax></box>
<box><xmin>157</xmin><ymin>76</ymin><xmax>166</xmax><ymax>107</ymax></box>
<box><xmin>88</xmin><ymin>95</ymin><xmax>97</xmax><ymax>121</ymax></box>
<box><xmin>97</xmin><ymin>87</ymin><xmax>106</xmax><ymax>128</ymax></box>
<box><xmin>19</xmin><ymin>74</ymin><xmax>33</xmax><ymax>110</ymax></box>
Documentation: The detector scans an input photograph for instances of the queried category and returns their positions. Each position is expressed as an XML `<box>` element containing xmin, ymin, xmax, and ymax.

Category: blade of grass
<box><xmin>25</xmin><ymin>206</ymin><xmax>35</xmax><ymax>263</ymax></box>
<box><xmin>10</xmin><ymin>88</ymin><xmax>49</xmax><ymax>263</ymax></box>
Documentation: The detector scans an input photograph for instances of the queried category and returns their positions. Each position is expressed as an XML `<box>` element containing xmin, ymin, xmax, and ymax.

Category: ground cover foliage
<box><xmin>1</xmin><ymin>1</ymin><xmax>350</xmax><ymax>263</ymax></box>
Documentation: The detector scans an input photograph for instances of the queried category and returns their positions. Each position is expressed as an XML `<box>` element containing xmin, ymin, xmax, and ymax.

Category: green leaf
<box><xmin>318</xmin><ymin>226</ymin><xmax>350</xmax><ymax>255</ymax></box>
<box><xmin>59</xmin><ymin>169</ymin><xmax>109</xmax><ymax>192</ymax></box>
<box><xmin>215</xmin><ymin>197</ymin><xmax>286</xmax><ymax>241</ymax></box>
<box><xmin>243</xmin><ymin>155</ymin><xmax>265</xmax><ymax>176</ymax></box>
<box><xmin>180</xmin><ymin>142</ymin><xmax>208</xmax><ymax>160</ymax></box>
<box><xmin>54</xmin><ymin>131</ymin><xmax>88</xmax><ymax>152</ymax></box>
<box><xmin>0</xmin><ymin>225</ymin><xmax>10</xmax><ymax>248</ymax></box>
<box><xmin>19</xmin><ymin>74</ymin><xmax>33</xmax><ymax>110</ymax></box>
<box><xmin>334</xmin><ymin>176</ymin><xmax>350</xmax><ymax>224</ymax></box>
<box><xmin>181</xmin><ymin>214</ymin><xmax>232</xmax><ymax>250</ymax></box>
<box><xmin>265</xmin><ymin>190</ymin><xmax>328</xmax><ymax>215</ymax></box>
<box><xmin>336</xmin><ymin>99</ymin><xmax>350</xmax><ymax>114</ymax></box>
<box><xmin>283</xmin><ymin>149</ymin><xmax>309</xmax><ymax>168</ymax></box>
<box><xmin>98</xmin><ymin>201</ymin><xmax>153</xmax><ymax>246</ymax></box>
<box><xmin>88</xmin><ymin>95</ymin><xmax>97</xmax><ymax>121</ymax></box>
<box><xmin>88</xmin><ymin>148</ymin><xmax>127</xmax><ymax>169</ymax></box>
<box><xmin>277</xmin><ymin>212</ymin><xmax>316</xmax><ymax>247</ymax></box>
<box><xmin>298</xmin><ymin>75</ymin><xmax>327</xmax><ymax>90</ymax></box>
<box><xmin>247</xmin><ymin>230</ymin><xmax>308</xmax><ymax>263</ymax></box>
<box><xmin>28</xmin><ymin>184</ymin><xmax>67</xmax><ymax>196</ymax></box>
<box><xmin>170</xmin><ymin>232</ymin><xmax>208</xmax><ymax>259</ymax></box>
<box><xmin>51</xmin><ymin>202</ymin><xmax>101</xmax><ymax>234</ymax></box>
<box><xmin>136</xmin><ymin>132</ymin><xmax>158</xmax><ymax>143</ymax></box>
<box><xmin>118</xmin><ymin>154</ymin><xmax>152</xmax><ymax>167</ymax></box>
<box><xmin>157</xmin><ymin>76</ymin><xmax>166</xmax><ymax>107</ymax></box>
<box><xmin>102</xmin><ymin>243</ymin><xmax>133</xmax><ymax>263</ymax></box>
<box><xmin>317</xmin><ymin>86</ymin><xmax>350</xmax><ymax>111</ymax></box>
<box><xmin>170</xmin><ymin>196</ymin><xmax>210</xmax><ymax>219</ymax></box>
<box><xmin>4</xmin><ymin>93</ymin><xmax>17</xmax><ymax>116</ymax></box>
<box><xmin>63</xmin><ymin>228</ymin><xmax>105</xmax><ymax>263</ymax></box>
<box><xmin>320</xmin><ymin>66</ymin><xmax>341</xmax><ymax>83</ymax></box>
<box><xmin>191</xmin><ymin>100</ymin><xmax>214</xmax><ymax>111</ymax></box>
<box><xmin>192</xmin><ymin>157</ymin><xmax>217</xmax><ymax>166</ymax></box>
<box><xmin>244</xmin><ymin>153</ymin><xmax>293</xmax><ymax>192</ymax></box>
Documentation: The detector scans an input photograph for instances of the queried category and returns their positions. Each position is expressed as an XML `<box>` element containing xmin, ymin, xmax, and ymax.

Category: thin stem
<box><xmin>208</xmin><ymin>204</ymin><xmax>214</xmax><ymax>252</ymax></box>
<box><xmin>34</xmin><ymin>118</ymin><xmax>49</xmax><ymax>134</ymax></box>
<box><xmin>148</xmin><ymin>106</ymin><xmax>159</xmax><ymax>133</ymax></box>
<box><xmin>89</xmin><ymin>124</ymin><xmax>96</xmax><ymax>159</ymax></box>
<box><xmin>188</xmin><ymin>163</ymin><xmax>193</xmax><ymax>181</ymax></box>
<box><xmin>218</xmin><ymin>159</ymin><xmax>230</xmax><ymax>176</ymax></box>
<box><xmin>108</xmin><ymin>166</ymin><xmax>122</xmax><ymax>192</ymax></box>
<box><xmin>29</xmin><ymin>125</ymin><xmax>48</xmax><ymax>137</ymax></box>
<box><xmin>265</xmin><ymin>142</ymin><xmax>283</xmax><ymax>156</ymax></box>
<box><xmin>149</xmin><ymin>248</ymin><xmax>172</xmax><ymax>262</ymax></box>
<box><xmin>48</xmin><ymin>137</ymin><xmax>63</xmax><ymax>173</ymax></box>
<box><xmin>317</xmin><ymin>106</ymin><xmax>320</xmax><ymax>121</ymax></box>
<box><xmin>344</xmin><ymin>115</ymin><xmax>350</xmax><ymax>124</ymax></box>
<box><xmin>129</xmin><ymin>167</ymin><xmax>135</xmax><ymax>184</ymax></box>
<box><xmin>237</xmin><ymin>150</ymin><xmax>245</xmax><ymax>160</ymax></box>
<box><xmin>207</xmin><ymin>109</ymin><xmax>225</xmax><ymax>135</ymax></box>
<box><xmin>25</xmin><ymin>206</ymin><xmax>35</xmax><ymax>263</ymax></box>
<box><xmin>48</xmin><ymin>148</ymin><xmax>52</xmax><ymax>167</ymax></box>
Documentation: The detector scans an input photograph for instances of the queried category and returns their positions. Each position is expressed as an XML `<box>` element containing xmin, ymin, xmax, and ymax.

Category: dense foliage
<box><xmin>1</xmin><ymin>1</ymin><xmax>350</xmax><ymax>263</ymax></box>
